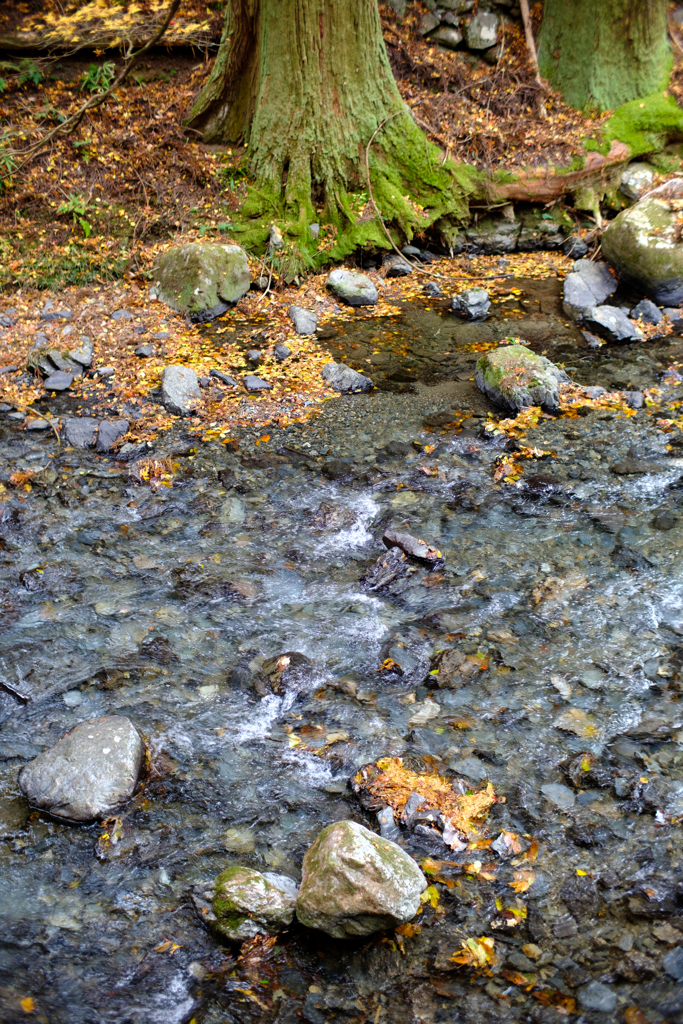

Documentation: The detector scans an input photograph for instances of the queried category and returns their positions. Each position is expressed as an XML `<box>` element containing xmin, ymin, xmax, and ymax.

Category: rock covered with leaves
<box><xmin>602</xmin><ymin>179</ymin><xmax>683</xmax><ymax>306</ymax></box>
<box><xmin>153</xmin><ymin>243</ymin><xmax>250</xmax><ymax>321</ymax></box>
<box><xmin>295</xmin><ymin>820</ymin><xmax>426</xmax><ymax>938</ymax></box>
<box><xmin>18</xmin><ymin>716</ymin><xmax>144</xmax><ymax>822</ymax></box>
<box><xmin>475</xmin><ymin>343</ymin><xmax>569</xmax><ymax>412</ymax></box>
<box><xmin>198</xmin><ymin>866</ymin><xmax>297</xmax><ymax>942</ymax></box>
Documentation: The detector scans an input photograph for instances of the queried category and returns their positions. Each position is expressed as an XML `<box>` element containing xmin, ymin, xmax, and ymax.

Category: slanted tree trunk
<box><xmin>538</xmin><ymin>0</ymin><xmax>671</xmax><ymax>113</ymax></box>
<box><xmin>186</xmin><ymin>0</ymin><xmax>474</xmax><ymax>272</ymax></box>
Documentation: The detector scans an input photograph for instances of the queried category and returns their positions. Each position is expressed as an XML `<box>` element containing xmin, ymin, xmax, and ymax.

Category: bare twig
<box><xmin>519</xmin><ymin>0</ymin><xmax>548</xmax><ymax>119</ymax></box>
<box><xmin>10</xmin><ymin>0</ymin><xmax>182</xmax><ymax>176</ymax></box>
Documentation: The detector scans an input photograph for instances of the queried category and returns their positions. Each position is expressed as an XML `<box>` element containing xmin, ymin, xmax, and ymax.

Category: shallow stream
<box><xmin>2</xmin><ymin>276</ymin><xmax>683</xmax><ymax>1023</ymax></box>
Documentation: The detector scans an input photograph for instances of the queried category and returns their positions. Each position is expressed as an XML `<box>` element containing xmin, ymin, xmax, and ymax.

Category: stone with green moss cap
<box><xmin>295</xmin><ymin>820</ymin><xmax>426</xmax><ymax>938</ymax></box>
<box><xmin>208</xmin><ymin>866</ymin><xmax>297</xmax><ymax>942</ymax></box>
<box><xmin>602</xmin><ymin>180</ymin><xmax>683</xmax><ymax>306</ymax></box>
<box><xmin>153</xmin><ymin>243</ymin><xmax>250</xmax><ymax>322</ymax></box>
<box><xmin>475</xmin><ymin>344</ymin><xmax>569</xmax><ymax>413</ymax></box>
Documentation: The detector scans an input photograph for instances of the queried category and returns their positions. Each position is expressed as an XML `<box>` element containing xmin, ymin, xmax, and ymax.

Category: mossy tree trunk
<box><xmin>186</xmin><ymin>0</ymin><xmax>475</xmax><ymax>272</ymax></box>
<box><xmin>538</xmin><ymin>0</ymin><xmax>671</xmax><ymax>113</ymax></box>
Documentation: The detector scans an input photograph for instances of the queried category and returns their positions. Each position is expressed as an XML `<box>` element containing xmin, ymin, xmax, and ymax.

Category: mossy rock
<box><xmin>602</xmin><ymin>188</ymin><xmax>683</xmax><ymax>306</ymax></box>
<box><xmin>211</xmin><ymin>865</ymin><xmax>297</xmax><ymax>942</ymax></box>
<box><xmin>475</xmin><ymin>344</ymin><xmax>569</xmax><ymax>413</ymax></box>
<box><xmin>153</xmin><ymin>243</ymin><xmax>250</xmax><ymax>322</ymax></box>
<box><xmin>295</xmin><ymin>820</ymin><xmax>426</xmax><ymax>939</ymax></box>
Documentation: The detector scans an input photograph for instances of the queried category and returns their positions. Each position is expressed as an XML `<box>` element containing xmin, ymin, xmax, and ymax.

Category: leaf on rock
<box><xmin>351</xmin><ymin>757</ymin><xmax>496</xmax><ymax>841</ymax></box>
<box><xmin>450</xmin><ymin>936</ymin><xmax>497</xmax><ymax>970</ymax></box>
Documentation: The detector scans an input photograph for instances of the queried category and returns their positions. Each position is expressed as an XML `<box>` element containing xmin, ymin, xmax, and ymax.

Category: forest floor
<box><xmin>0</xmin><ymin>1</ymin><xmax>681</xmax><ymax>441</ymax></box>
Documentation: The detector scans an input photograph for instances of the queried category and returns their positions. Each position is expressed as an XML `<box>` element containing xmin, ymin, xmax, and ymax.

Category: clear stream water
<box><xmin>1</xmin><ymin>277</ymin><xmax>683</xmax><ymax>1023</ymax></box>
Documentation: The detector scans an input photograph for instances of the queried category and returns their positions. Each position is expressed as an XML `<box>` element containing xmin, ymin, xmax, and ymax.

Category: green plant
<box><xmin>57</xmin><ymin>193</ymin><xmax>92</xmax><ymax>237</ymax></box>
<box><xmin>0</xmin><ymin>58</ymin><xmax>45</xmax><ymax>92</ymax></box>
<box><xmin>0</xmin><ymin>135</ymin><xmax>17</xmax><ymax>189</ymax></box>
<box><xmin>80</xmin><ymin>62</ymin><xmax>116</xmax><ymax>94</ymax></box>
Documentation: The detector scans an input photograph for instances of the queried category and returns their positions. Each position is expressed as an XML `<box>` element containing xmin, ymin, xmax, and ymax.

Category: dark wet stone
<box><xmin>140</xmin><ymin>635</ymin><xmax>178</xmax><ymax>664</ymax></box>
<box><xmin>243</xmin><ymin>374</ymin><xmax>272</xmax><ymax>391</ymax></box>
<box><xmin>63</xmin><ymin>417</ymin><xmax>99</xmax><ymax>447</ymax></box>
<box><xmin>274</xmin><ymin>343</ymin><xmax>291</xmax><ymax>362</ymax></box>
<box><xmin>95</xmin><ymin>417</ymin><xmax>129</xmax><ymax>450</ymax></box>
<box><xmin>423</xmin><ymin>409</ymin><xmax>458</xmax><ymax>428</ymax></box>
<box><xmin>567</xmin><ymin>822</ymin><xmax>613</xmax><ymax>847</ymax></box>
<box><xmin>577</xmin><ymin>981</ymin><xmax>616</xmax><ymax>1013</ymax></box>
<box><xmin>40</xmin><ymin>306</ymin><xmax>71</xmax><ymax>322</ymax></box>
<box><xmin>44</xmin><ymin>371</ymin><xmax>74</xmax><ymax>391</ymax></box>
<box><xmin>210</xmin><ymin>368</ymin><xmax>238</xmax><ymax>386</ymax></box>
<box><xmin>632</xmin><ymin>298</ymin><xmax>663</xmax><ymax>324</ymax></box>
<box><xmin>424</xmin><ymin>282</ymin><xmax>442</xmax><ymax>297</ymax></box>
<box><xmin>553</xmin><ymin>914</ymin><xmax>578</xmax><ymax>938</ymax></box>
<box><xmin>611</xmin><ymin>458</ymin><xmax>665</xmax><ymax>474</ymax></box>
<box><xmin>653</xmin><ymin>510</ymin><xmax>677</xmax><ymax>530</ymax></box>
<box><xmin>615</xmin><ymin>951</ymin><xmax>659</xmax><ymax>981</ymax></box>
<box><xmin>362</xmin><ymin>546</ymin><xmax>408</xmax><ymax>590</ymax></box>
<box><xmin>18</xmin><ymin>717</ymin><xmax>144</xmax><ymax>822</ymax></box>
<box><xmin>384</xmin><ymin>440</ymin><xmax>413</xmax><ymax>457</ymax></box>
<box><xmin>383</xmin><ymin>529</ymin><xmax>443</xmax><ymax>565</ymax></box>
<box><xmin>663</xmin><ymin>945</ymin><xmax>683</xmax><ymax>980</ymax></box>
<box><xmin>310</xmin><ymin>501</ymin><xmax>356</xmax><ymax>531</ymax></box>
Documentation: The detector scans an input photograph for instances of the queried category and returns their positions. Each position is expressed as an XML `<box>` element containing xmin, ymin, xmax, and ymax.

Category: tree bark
<box><xmin>186</xmin><ymin>0</ymin><xmax>473</xmax><ymax>267</ymax></box>
<box><xmin>538</xmin><ymin>0</ymin><xmax>671</xmax><ymax>112</ymax></box>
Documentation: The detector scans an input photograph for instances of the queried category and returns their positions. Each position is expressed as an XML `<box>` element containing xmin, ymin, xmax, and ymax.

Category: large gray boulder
<box><xmin>296</xmin><ymin>820</ymin><xmax>426</xmax><ymax>938</ymax></box>
<box><xmin>582</xmin><ymin>305</ymin><xmax>643</xmax><ymax>343</ymax></box>
<box><xmin>154</xmin><ymin>243</ymin><xmax>250</xmax><ymax>322</ymax></box>
<box><xmin>206</xmin><ymin>866</ymin><xmax>297</xmax><ymax>942</ymax></box>
<box><xmin>321</xmin><ymin>361</ymin><xmax>374</xmax><ymax>394</ymax></box>
<box><xmin>563</xmin><ymin>260</ymin><xmax>617</xmax><ymax>318</ymax></box>
<box><xmin>602</xmin><ymin>180</ymin><xmax>683</xmax><ymax>305</ymax></box>
<box><xmin>475</xmin><ymin>344</ymin><xmax>569</xmax><ymax>412</ymax></box>
<box><xmin>464</xmin><ymin>11</ymin><xmax>499</xmax><ymax>48</ymax></box>
<box><xmin>18</xmin><ymin>717</ymin><xmax>143</xmax><ymax>822</ymax></box>
<box><xmin>161</xmin><ymin>365</ymin><xmax>201</xmax><ymax>415</ymax></box>
<box><xmin>326</xmin><ymin>269</ymin><xmax>378</xmax><ymax>307</ymax></box>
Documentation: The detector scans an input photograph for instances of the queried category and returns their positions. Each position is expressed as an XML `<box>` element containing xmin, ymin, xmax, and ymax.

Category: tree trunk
<box><xmin>538</xmin><ymin>0</ymin><xmax>671</xmax><ymax>112</ymax></box>
<box><xmin>186</xmin><ymin>0</ymin><xmax>473</xmax><ymax>269</ymax></box>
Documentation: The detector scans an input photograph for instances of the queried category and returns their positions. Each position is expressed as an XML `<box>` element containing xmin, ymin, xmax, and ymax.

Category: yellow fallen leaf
<box><xmin>21</xmin><ymin>997</ymin><xmax>35</xmax><ymax>1014</ymax></box>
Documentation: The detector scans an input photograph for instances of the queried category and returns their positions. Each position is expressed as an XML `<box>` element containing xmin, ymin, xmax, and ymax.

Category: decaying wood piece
<box><xmin>491</xmin><ymin>141</ymin><xmax>631</xmax><ymax>203</ymax></box>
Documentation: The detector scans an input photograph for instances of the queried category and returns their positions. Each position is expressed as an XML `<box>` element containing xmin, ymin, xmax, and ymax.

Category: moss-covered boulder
<box><xmin>602</xmin><ymin>181</ymin><xmax>683</xmax><ymax>305</ymax></box>
<box><xmin>295</xmin><ymin>820</ymin><xmax>426</xmax><ymax>938</ymax></box>
<box><xmin>153</xmin><ymin>243</ymin><xmax>250</xmax><ymax>322</ymax></box>
<box><xmin>475</xmin><ymin>344</ymin><xmax>569</xmax><ymax>413</ymax></box>
<box><xmin>209</xmin><ymin>866</ymin><xmax>297</xmax><ymax>942</ymax></box>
